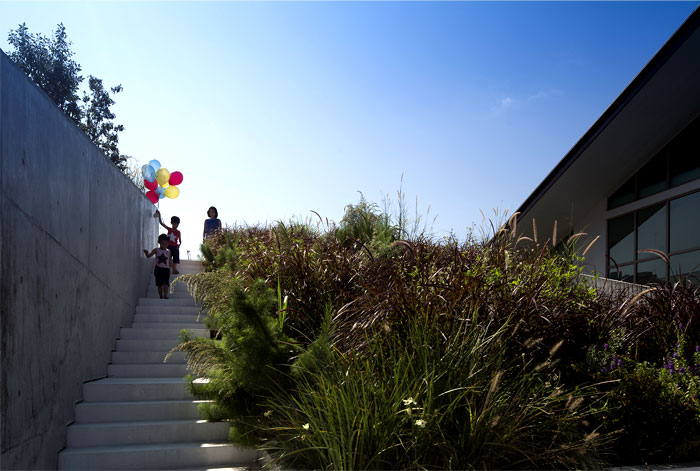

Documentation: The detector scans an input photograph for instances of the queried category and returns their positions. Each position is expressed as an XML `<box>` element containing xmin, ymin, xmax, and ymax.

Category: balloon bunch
<box><xmin>141</xmin><ymin>159</ymin><xmax>183</xmax><ymax>205</ymax></box>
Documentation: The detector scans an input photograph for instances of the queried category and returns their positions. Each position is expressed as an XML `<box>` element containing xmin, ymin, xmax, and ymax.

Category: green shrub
<box><xmin>602</xmin><ymin>362</ymin><xmax>700</xmax><ymax>463</ymax></box>
<box><xmin>577</xmin><ymin>276</ymin><xmax>700</xmax><ymax>465</ymax></box>
<box><xmin>171</xmin><ymin>273</ymin><xmax>297</xmax><ymax>445</ymax></box>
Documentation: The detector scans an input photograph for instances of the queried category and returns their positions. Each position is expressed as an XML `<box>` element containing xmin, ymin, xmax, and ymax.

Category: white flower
<box><xmin>302</xmin><ymin>423</ymin><xmax>310</xmax><ymax>430</ymax></box>
<box><xmin>264</xmin><ymin>410</ymin><xmax>273</xmax><ymax>417</ymax></box>
<box><xmin>402</xmin><ymin>397</ymin><xmax>417</xmax><ymax>406</ymax></box>
<box><xmin>414</xmin><ymin>419</ymin><xmax>427</xmax><ymax>428</ymax></box>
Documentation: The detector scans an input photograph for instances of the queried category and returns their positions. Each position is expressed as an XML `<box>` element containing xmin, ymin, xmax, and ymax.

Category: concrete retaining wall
<box><xmin>0</xmin><ymin>50</ymin><xmax>158</xmax><ymax>469</ymax></box>
<box><xmin>579</xmin><ymin>273</ymin><xmax>647</xmax><ymax>297</ymax></box>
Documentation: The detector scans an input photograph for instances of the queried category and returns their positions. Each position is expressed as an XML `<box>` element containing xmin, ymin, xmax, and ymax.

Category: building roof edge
<box><xmin>515</xmin><ymin>5</ymin><xmax>700</xmax><ymax>222</ymax></box>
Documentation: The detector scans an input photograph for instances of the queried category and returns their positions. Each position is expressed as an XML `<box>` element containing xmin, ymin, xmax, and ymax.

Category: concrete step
<box><xmin>108</xmin><ymin>363</ymin><xmax>189</xmax><ymax>378</ymax></box>
<box><xmin>132</xmin><ymin>314</ymin><xmax>201</xmax><ymax>324</ymax></box>
<box><xmin>131</xmin><ymin>322</ymin><xmax>205</xmax><ymax>330</ymax></box>
<box><xmin>82</xmin><ymin>378</ymin><xmax>198</xmax><ymax>402</ymax></box>
<box><xmin>172</xmin><ymin>272</ymin><xmax>202</xmax><ymax>278</ymax></box>
<box><xmin>170</xmin><ymin>467</ymin><xmax>250</xmax><ymax>471</ymax></box>
<box><xmin>177</xmin><ymin>260</ymin><xmax>203</xmax><ymax>267</ymax></box>
<box><xmin>115</xmin><ymin>338</ymin><xmax>184</xmax><ymax>352</ymax></box>
<box><xmin>176</xmin><ymin>268</ymin><xmax>204</xmax><ymax>276</ymax></box>
<box><xmin>57</xmin><ymin>441</ymin><xmax>257</xmax><ymax>470</ymax></box>
<box><xmin>144</xmin><ymin>291</ymin><xmax>194</xmax><ymax>299</ymax></box>
<box><xmin>119</xmin><ymin>328</ymin><xmax>209</xmax><ymax>340</ymax></box>
<box><xmin>172</xmin><ymin>265</ymin><xmax>202</xmax><ymax>272</ymax></box>
<box><xmin>138</xmin><ymin>298</ymin><xmax>198</xmax><ymax>307</ymax></box>
<box><xmin>178</xmin><ymin>266</ymin><xmax>203</xmax><ymax>271</ymax></box>
<box><xmin>144</xmin><ymin>289</ymin><xmax>192</xmax><ymax>298</ymax></box>
<box><xmin>66</xmin><ymin>419</ymin><xmax>231</xmax><ymax>447</ymax></box>
<box><xmin>146</xmin><ymin>282</ymin><xmax>190</xmax><ymax>293</ymax></box>
<box><xmin>164</xmin><ymin>277</ymin><xmax>193</xmax><ymax>286</ymax></box>
<box><xmin>170</xmin><ymin>468</ymin><xmax>251</xmax><ymax>471</ymax></box>
<box><xmin>74</xmin><ymin>400</ymin><xmax>208</xmax><ymax>423</ymax></box>
<box><xmin>144</xmin><ymin>286</ymin><xmax>193</xmax><ymax>296</ymax></box>
<box><xmin>135</xmin><ymin>305</ymin><xmax>202</xmax><ymax>315</ymax></box>
<box><xmin>111</xmin><ymin>351</ymin><xmax>186</xmax><ymax>364</ymax></box>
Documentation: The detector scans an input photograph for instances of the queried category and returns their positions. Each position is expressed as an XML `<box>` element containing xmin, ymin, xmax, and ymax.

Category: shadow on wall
<box><xmin>0</xmin><ymin>49</ymin><xmax>158</xmax><ymax>469</ymax></box>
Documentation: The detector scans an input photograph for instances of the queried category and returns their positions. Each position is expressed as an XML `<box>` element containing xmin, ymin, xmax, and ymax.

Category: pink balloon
<box><xmin>146</xmin><ymin>190</ymin><xmax>159</xmax><ymax>204</ymax></box>
<box><xmin>144</xmin><ymin>179</ymin><xmax>158</xmax><ymax>191</ymax></box>
<box><xmin>169</xmin><ymin>171</ymin><xmax>183</xmax><ymax>186</ymax></box>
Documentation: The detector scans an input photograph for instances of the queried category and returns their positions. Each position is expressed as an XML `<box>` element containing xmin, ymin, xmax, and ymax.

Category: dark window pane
<box><xmin>637</xmin><ymin>153</ymin><xmax>667</xmax><ymax>199</ymax></box>
<box><xmin>609</xmin><ymin>264</ymin><xmax>634</xmax><ymax>283</ymax></box>
<box><xmin>670</xmin><ymin>191</ymin><xmax>700</xmax><ymax>252</ymax></box>
<box><xmin>670</xmin><ymin>250</ymin><xmax>700</xmax><ymax>285</ymax></box>
<box><xmin>670</xmin><ymin>156</ymin><xmax>700</xmax><ymax>187</ymax></box>
<box><xmin>608</xmin><ymin>178</ymin><xmax>635</xmax><ymax>209</ymax></box>
<box><xmin>608</xmin><ymin>214</ymin><xmax>634</xmax><ymax>265</ymax></box>
<box><xmin>636</xmin><ymin>258</ymin><xmax>667</xmax><ymax>285</ymax></box>
<box><xmin>670</xmin><ymin>117</ymin><xmax>700</xmax><ymax>187</ymax></box>
<box><xmin>637</xmin><ymin>203</ymin><xmax>666</xmax><ymax>258</ymax></box>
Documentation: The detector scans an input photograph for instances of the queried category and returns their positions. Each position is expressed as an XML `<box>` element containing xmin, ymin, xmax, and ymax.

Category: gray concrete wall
<box><xmin>579</xmin><ymin>274</ymin><xmax>647</xmax><ymax>297</ymax></box>
<box><xmin>0</xmin><ymin>50</ymin><xmax>158</xmax><ymax>469</ymax></box>
<box><xmin>574</xmin><ymin>199</ymin><xmax>607</xmax><ymax>276</ymax></box>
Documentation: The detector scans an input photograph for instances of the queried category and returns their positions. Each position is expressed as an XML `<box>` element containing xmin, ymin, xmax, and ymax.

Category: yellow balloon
<box><xmin>161</xmin><ymin>181</ymin><xmax>169</xmax><ymax>188</ymax></box>
<box><xmin>156</xmin><ymin>168</ymin><xmax>170</xmax><ymax>186</ymax></box>
<box><xmin>164</xmin><ymin>185</ymin><xmax>180</xmax><ymax>199</ymax></box>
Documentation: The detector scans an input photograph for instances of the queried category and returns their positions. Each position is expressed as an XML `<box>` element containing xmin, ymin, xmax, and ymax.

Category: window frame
<box><xmin>608</xmin><ymin>113</ymin><xmax>700</xmax><ymax>210</ymax></box>
<box><xmin>606</xmin><ymin>188</ymin><xmax>700</xmax><ymax>284</ymax></box>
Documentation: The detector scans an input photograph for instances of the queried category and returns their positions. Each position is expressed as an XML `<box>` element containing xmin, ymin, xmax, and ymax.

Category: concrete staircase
<box><xmin>58</xmin><ymin>260</ymin><xmax>259</xmax><ymax>470</ymax></box>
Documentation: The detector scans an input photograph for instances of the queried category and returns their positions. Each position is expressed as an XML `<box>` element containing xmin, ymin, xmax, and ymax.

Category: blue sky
<box><xmin>1</xmin><ymin>1</ymin><xmax>698</xmax><ymax>256</ymax></box>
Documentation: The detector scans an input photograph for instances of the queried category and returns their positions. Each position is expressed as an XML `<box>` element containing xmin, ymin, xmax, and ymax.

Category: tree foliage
<box><xmin>7</xmin><ymin>23</ymin><xmax>128</xmax><ymax>171</ymax></box>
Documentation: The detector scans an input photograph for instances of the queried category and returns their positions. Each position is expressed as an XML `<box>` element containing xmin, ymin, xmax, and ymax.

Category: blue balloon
<box><xmin>142</xmin><ymin>165</ymin><xmax>156</xmax><ymax>182</ymax></box>
<box><xmin>148</xmin><ymin>159</ymin><xmax>161</xmax><ymax>171</ymax></box>
<box><xmin>156</xmin><ymin>186</ymin><xmax>165</xmax><ymax>196</ymax></box>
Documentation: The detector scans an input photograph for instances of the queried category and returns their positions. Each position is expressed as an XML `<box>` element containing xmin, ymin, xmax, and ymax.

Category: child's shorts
<box><xmin>154</xmin><ymin>266</ymin><xmax>170</xmax><ymax>286</ymax></box>
<box><xmin>168</xmin><ymin>246</ymin><xmax>180</xmax><ymax>264</ymax></box>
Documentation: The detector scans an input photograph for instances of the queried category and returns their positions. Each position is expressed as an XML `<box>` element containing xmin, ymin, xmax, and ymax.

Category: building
<box><xmin>516</xmin><ymin>6</ymin><xmax>700</xmax><ymax>285</ymax></box>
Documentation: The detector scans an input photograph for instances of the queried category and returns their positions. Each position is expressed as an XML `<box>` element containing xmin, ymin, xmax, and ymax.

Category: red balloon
<box><xmin>146</xmin><ymin>190</ymin><xmax>159</xmax><ymax>204</ymax></box>
<box><xmin>169</xmin><ymin>171</ymin><xmax>183</xmax><ymax>186</ymax></box>
<box><xmin>144</xmin><ymin>179</ymin><xmax>158</xmax><ymax>191</ymax></box>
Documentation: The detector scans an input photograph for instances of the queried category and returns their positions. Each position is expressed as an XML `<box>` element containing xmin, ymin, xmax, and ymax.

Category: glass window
<box><xmin>637</xmin><ymin>153</ymin><xmax>667</xmax><ymax>199</ymax></box>
<box><xmin>670</xmin><ymin>191</ymin><xmax>700</xmax><ymax>252</ymax></box>
<box><xmin>670</xmin><ymin>250</ymin><xmax>700</xmax><ymax>285</ymax></box>
<box><xmin>670</xmin><ymin>117</ymin><xmax>700</xmax><ymax>187</ymax></box>
<box><xmin>608</xmin><ymin>214</ymin><xmax>635</xmax><ymax>265</ymax></box>
<box><xmin>609</xmin><ymin>264</ymin><xmax>634</xmax><ymax>283</ymax></box>
<box><xmin>608</xmin><ymin>178</ymin><xmax>635</xmax><ymax>209</ymax></box>
<box><xmin>636</xmin><ymin>258</ymin><xmax>667</xmax><ymax>285</ymax></box>
<box><xmin>637</xmin><ymin>203</ymin><xmax>666</xmax><ymax>257</ymax></box>
<box><xmin>669</xmin><ymin>153</ymin><xmax>700</xmax><ymax>187</ymax></box>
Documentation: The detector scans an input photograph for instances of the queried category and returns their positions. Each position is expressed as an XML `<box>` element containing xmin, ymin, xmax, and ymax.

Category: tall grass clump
<box><xmin>260</xmin><ymin>306</ymin><xmax>605</xmax><ymax>469</ymax></box>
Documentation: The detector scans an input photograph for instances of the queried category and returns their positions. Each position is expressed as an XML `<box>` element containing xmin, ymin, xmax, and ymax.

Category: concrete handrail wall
<box><xmin>0</xmin><ymin>50</ymin><xmax>158</xmax><ymax>469</ymax></box>
<box><xmin>579</xmin><ymin>273</ymin><xmax>648</xmax><ymax>297</ymax></box>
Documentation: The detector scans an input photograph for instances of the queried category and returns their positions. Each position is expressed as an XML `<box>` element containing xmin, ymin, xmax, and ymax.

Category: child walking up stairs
<box><xmin>58</xmin><ymin>260</ymin><xmax>258</xmax><ymax>470</ymax></box>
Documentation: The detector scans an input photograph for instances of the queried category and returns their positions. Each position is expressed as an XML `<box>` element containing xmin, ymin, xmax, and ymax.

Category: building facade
<box><xmin>516</xmin><ymin>6</ymin><xmax>700</xmax><ymax>285</ymax></box>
